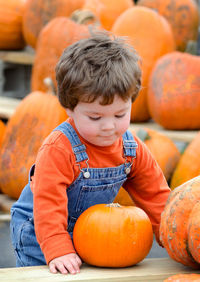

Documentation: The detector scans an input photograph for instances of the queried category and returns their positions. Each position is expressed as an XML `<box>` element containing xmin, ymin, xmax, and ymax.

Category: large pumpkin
<box><xmin>137</xmin><ymin>0</ymin><xmax>199</xmax><ymax>51</ymax></box>
<box><xmin>31</xmin><ymin>17</ymin><xmax>91</xmax><ymax>92</ymax></box>
<box><xmin>111</xmin><ymin>6</ymin><xmax>175</xmax><ymax>122</ymax></box>
<box><xmin>73</xmin><ymin>203</ymin><xmax>153</xmax><ymax>267</ymax></box>
<box><xmin>160</xmin><ymin>175</ymin><xmax>200</xmax><ymax>269</ymax></box>
<box><xmin>148</xmin><ymin>52</ymin><xmax>200</xmax><ymax>130</ymax></box>
<box><xmin>82</xmin><ymin>0</ymin><xmax>134</xmax><ymax>30</ymax></box>
<box><xmin>0</xmin><ymin>87</ymin><xmax>67</xmax><ymax>199</ymax></box>
<box><xmin>0</xmin><ymin>0</ymin><xmax>26</xmax><ymax>50</ymax></box>
<box><xmin>170</xmin><ymin>132</ymin><xmax>200</xmax><ymax>189</ymax></box>
<box><xmin>22</xmin><ymin>0</ymin><xmax>85</xmax><ymax>48</ymax></box>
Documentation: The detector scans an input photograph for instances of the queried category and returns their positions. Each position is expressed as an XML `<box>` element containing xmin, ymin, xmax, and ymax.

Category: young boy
<box><xmin>10</xmin><ymin>32</ymin><xmax>170</xmax><ymax>275</ymax></box>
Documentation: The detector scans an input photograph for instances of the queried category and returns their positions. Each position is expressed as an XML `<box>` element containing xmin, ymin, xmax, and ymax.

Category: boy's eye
<box><xmin>115</xmin><ymin>113</ymin><xmax>125</xmax><ymax>118</ymax></box>
<box><xmin>89</xmin><ymin>116</ymin><xmax>101</xmax><ymax>121</ymax></box>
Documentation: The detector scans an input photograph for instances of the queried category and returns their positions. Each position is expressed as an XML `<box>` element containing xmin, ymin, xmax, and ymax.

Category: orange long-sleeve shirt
<box><xmin>31</xmin><ymin>118</ymin><xmax>170</xmax><ymax>264</ymax></box>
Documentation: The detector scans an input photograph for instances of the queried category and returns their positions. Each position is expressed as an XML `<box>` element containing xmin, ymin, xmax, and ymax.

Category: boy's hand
<box><xmin>49</xmin><ymin>253</ymin><xmax>82</xmax><ymax>275</ymax></box>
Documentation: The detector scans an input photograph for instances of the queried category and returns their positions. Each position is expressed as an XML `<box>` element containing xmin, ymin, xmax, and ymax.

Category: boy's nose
<box><xmin>101</xmin><ymin>120</ymin><xmax>115</xmax><ymax>131</ymax></box>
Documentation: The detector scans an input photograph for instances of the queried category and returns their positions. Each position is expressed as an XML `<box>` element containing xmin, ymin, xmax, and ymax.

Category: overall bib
<box><xmin>10</xmin><ymin>122</ymin><xmax>138</xmax><ymax>266</ymax></box>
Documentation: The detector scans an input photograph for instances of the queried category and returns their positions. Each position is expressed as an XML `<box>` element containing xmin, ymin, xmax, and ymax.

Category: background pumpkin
<box><xmin>0</xmin><ymin>120</ymin><xmax>6</xmax><ymax>147</ymax></box>
<box><xmin>164</xmin><ymin>273</ymin><xmax>200</xmax><ymax>281</ymax></box>
<box><xmin>22</xmin><ymin>0</ymin><xmax>85</xmax><ymax>48</ymax></box>
<box><xmin>136</xmin><ymin>128</ymin><xmax>181</xmax><ymax>182</ymax></box>
<box><xmin>137</xmin><ymin>0</ymin><xmax>199</xmax><ymax>51</ymax></box>
<box><xmin>73</xmin><ymin>203</ymin><xmax>153</xmax><ymax>267</ymax></box>
<box><xmin>170</xmin><ymin>132</ymin><xmax>200</xmax><ymax>189</ymax></box>
<box><xmin>111</xmin><ymin>6</ymin><xmax>175</xmax><ymax>122</ymax></box>
<box><xmin>31</xmin><ymin>16</ymin><xmax>92</xmax><ymax>92</ymax></box>
<box><xmin>0</xmin><ymin>0</ymin><xmax>26</xmax><ymax>50</ymax></box>
<box><xmin>0</xmin><ymin>84</ymin><xmax>68</xmax><ymax>199</ymax></box>
<box><xmin>113</xmin><ymin>187</ymin><xmax>135</xmax><ymax>206</ymax></box>
<box><xmin>160</xmin><ymin>175</ymin><xmax>200</xmax><ymax>269</ymax></box>
<box><xmin>82</xmin><ymin>0</ymin><xmax>134</xmax><ymax>30</ymax></box>
<box><xmin>148</xmin><ymin>52</ymin><xmax>200</xmax><ymax>130</ymax></box>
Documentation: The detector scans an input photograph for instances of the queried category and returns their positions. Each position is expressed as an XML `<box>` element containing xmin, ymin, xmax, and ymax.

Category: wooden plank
<box><xmin>0</xmin><ymin>213</ymin><xmax>11</xmax><ymax>222</ymax></box>
<box><xmin>0</xmin><ymin>194</ymin><xmax>15</xmax><ymax>213</ymax></box>
<box><xmin>0</xmin><ymin>49</ymin><xmax>35</xmax><ymax>65</ymax></box>
<box><xmin>129</xmin><ymin>122</ymin><xmax>199</xmax><ymax>142</ymax></box>
<box><xmin>0</xmin><ymin>96</ymin><xmax>20</xmax><ymax>119</ymax></box>
<box><xmin>0</xmin><ymin>258</ymin><xmax>199</xmax><ymax>282</ymax></box>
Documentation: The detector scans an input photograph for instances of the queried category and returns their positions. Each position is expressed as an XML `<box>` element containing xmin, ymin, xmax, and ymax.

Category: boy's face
<box><xmin>66</xmin><ymin>95</ymin><xmax>132</xmax><ymax>147</ymax></box>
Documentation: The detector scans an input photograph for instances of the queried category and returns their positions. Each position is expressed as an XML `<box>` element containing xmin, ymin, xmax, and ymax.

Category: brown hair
<box><xmin>55</xmin><ymin>31</ymin><xmax>141</xmax><ymax>110</ymax></box>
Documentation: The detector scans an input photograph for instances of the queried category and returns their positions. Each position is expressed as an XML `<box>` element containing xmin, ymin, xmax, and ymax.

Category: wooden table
<box><xmin>0</xmin><ymin>258</ymin><xmax>199</xmax><ymax>282</ymax></box>
<box><xmin>0</xmin><ymin>49</ymin><xmax>35</xmax><ymax>65</ymax></box>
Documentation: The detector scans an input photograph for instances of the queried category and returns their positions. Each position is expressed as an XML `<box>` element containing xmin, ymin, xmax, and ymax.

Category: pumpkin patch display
<box><xmin>111</xmin><ymin>6</ymin><xmax>175</xmax><ymax>122</ymax></box>
<box><xmin>0</xmin><ymin>84</ymin><xmax>68</xmax><ymax>199</ymax></box>
<box><xmin>0</xmin><ymin>0</ymin><xmax>26</xmax><ymax>50</ymax></box>
<box><xmin>137</xmin><ymin>0</ymin><xmax>199</xmax><ymax>51</ymax></box>
<box><xmin>73</xmin><ymin>203</ymin><xmax>153</xmax><ymax>267</ymax></box>
<box><xmin>22</xmin><ymin>0</ymin><xmax>85</xmax><ymax>48</ymax></box>
<box><xmin>170</xmin><ymin>132</ymin><xmax>200</xmax><ymax>189</ymax></box>
<box><xmin>82</xmin><ymin>0</ymin><xmax>134</xmax><ymax>30</ymax></box>
<box><xmin>31</xmin><ymin>17</ymin><xmax>91</xmax><ymax>92</ymax></box>
<box><xmin>160</xmin><ymin>175</ymin><xmax>200</xmax><ymax>269</ymax></box>
<box><xmin>148</xmin><ymin>52</ymin><xmax>200</xmax><ymax>130</ymax></box>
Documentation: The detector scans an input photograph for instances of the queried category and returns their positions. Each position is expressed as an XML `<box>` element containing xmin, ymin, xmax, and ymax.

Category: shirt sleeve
<box><xmin>123</xmin><ymin>135</ymin><xmax>171</xmax><ymax>245</ymax></box>
<box><xmin>32</xmin><ymin>133</ymin><xmax>76</xmax><ymax>264</ymax></box>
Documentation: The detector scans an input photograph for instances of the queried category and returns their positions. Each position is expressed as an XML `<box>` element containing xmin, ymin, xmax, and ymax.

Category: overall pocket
<box><xmin>75</xmin><ymin>179</ymin><xmax>125</xmax><ymax>212</ymax></box>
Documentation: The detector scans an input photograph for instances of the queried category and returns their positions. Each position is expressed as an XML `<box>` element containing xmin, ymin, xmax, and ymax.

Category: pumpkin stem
<box><xmin>43</xmin><ymin>77</ymin><xmax>56</xmax><ymax>96</ymax></box>
<box><xmin>185</xmin><ymin>40</ymin><xmax>198</xmax><ymax>55</ymax></box>
<box><xmin>136</xmin><ymin>128</ymin><xmax>150</xmax><ymax>142</ymax></box>
<box><xmin>108</xmin><ymin>203</ymin><xmax>122</xmax><ymax>208</ymax></box>
<box><xmin>70</xmin><ymin>9</ymin><xmax>100</xmax><ymax>26</ymax></box>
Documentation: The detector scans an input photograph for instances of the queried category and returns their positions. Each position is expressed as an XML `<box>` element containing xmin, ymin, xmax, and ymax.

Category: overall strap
<box><xmin>53</xmin><ymin>122</ymin><xmax>88</xmax><ymax>162</ymax></box>
<box><xmin>122</xmin><ymin>130</ymin><xmax>138</xmax><ymax>157</ymax></box>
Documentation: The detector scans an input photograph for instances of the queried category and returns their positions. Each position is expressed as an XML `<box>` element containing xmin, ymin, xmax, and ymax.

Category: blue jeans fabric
<box><xmin>10</xmin><ymin>122</ymin><xmax>137</xmax><ymax>266</ymax></box>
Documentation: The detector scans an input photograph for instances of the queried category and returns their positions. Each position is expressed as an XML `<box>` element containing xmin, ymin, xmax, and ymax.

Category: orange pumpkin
<box><xmin>170</xmin><ymin>132</ymin><xmax>200</xmax><ymax>189</ymax></box>
<box><xmin>0</xmin><ymin>86</ymin><xmax>67</xmax><ymax>199</ymax></box>
<box><xmin>113</xmin><ymin>187</ymin><xmax>135</xmax><ymax>206</ymax></box>
<box><xmin>164</xmin><ymin>273</ymin><xmax>200</xmax><ymax>281</ymax></box>
<box><xmin>160</xmin><ymin>175</ymin><xmax>200</xmax><ymax>269</ymax></box>
<box><xmin>31</xmin><ymin>17</ymin><xmax>91</xmax><ymax>92</ymax></box>
<box><xmin>0</xmin><ymin>0</ymin><xmax>26</xmax><ymax>50</ymax></box>
<box><xmin>136</xmin><ymin>128</ymin><xmax>181</xmax><ymax>181</ymax></box>
<box><xmin>111</xmin><ymin>6</ymin><xmax>175</xmax><ymax>122</ymax></box>
<box><xmin>22</xmin><ymin>0</ymin><xmax>85</xmax><ymax>48</ymax></box>
<box><xmin>82</xmin><ymin>0</ymin><xmax>134</xmax><ymax>30</ymax></box>
<box><xmin>73</xmin><ymin>203</ymin><xmax>153</xmax><ymax>267</ymax></box>
<box><xmin>148</xmin><ymin>52</ymin><xmax>200</xmax><ymax>130</ymax></box>
<box><xmin>137</xmin><ymin>0</ymin><xmax>199</xmax><ymax>51</ymax></box>
<box><xmin>0</xmin><ymin>120</ymin><xmax>6</xmax><ymax>147</ymax></box>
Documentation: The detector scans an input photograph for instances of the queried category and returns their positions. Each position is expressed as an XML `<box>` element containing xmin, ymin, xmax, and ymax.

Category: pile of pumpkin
<box><xmin>0</xmin><ymin>0</ymin><xmax>200</xmax><ymax>127</ymax></box>
<box><xmin>1</xmin><ymin>0</ymin><xmax>200</xmax><ymax>279</ymax></box>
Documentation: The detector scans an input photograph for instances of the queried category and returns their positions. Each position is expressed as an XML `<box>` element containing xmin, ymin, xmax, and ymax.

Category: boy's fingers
<box><xmin>76</xmin><ymin>256</ymin><xmax>82</xmax><ymax>267</ymax></box>
<box><xmin>65</xmin><ymin>261</ymin><xmax>79</xmax><ymax>274</ymax></box>
<box><xmin>53</xmin><ymin>262</ymin><xmax>68</xmax><ymax>275</ymax></box>
<box><xmin>49</xmin><ymin>262</ymin><xmax>58</xmax><ymax>274</ymax></box>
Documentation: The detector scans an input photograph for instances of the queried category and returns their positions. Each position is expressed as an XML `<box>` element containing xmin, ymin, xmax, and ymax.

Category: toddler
<box><xmin>10</xmin><ymin>31</ymin><xmax>170</xmax><ymax>275</ymax></box>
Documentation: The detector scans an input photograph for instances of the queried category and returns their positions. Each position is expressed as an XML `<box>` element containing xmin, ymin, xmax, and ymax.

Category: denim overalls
<box><xmin>10</xmin><ymin>122</ymin><xmax>138</xmax><ymax>267</ymax></box>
